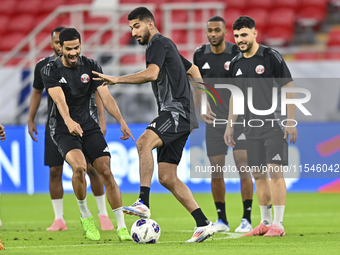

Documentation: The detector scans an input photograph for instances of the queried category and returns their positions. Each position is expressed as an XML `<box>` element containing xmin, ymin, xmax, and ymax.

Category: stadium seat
<box><xmin>327</xmin><ymin>29</ymin><xmax>340</xmax><ymax>47</ymax></box>
<box><xmin>0</xmin><ymin>0</ymin><xmax>16</xmax><ymax>15</ymax></box>
<box><xmin>171</xmin><ymin>30</ymin><xmax>188</xmax><ymax>44</ymax></box>
<box><xmin>263</xmin><ymin>26</ymin><xmax>293</xmax><ymax>46</ymax></box>
<box><xmin>248</xmin><ymin>0</ymin><xmax>273</xmax><ymax>10</ymax></box>
<box><xmin>297</xmin><ymin>6</ymin><xmax>327</xmax><ymax>27</ymax></box>
<box><xmin>195</xmin><ymin>29</ymin><xmax>206</xmax><ymax>45</ymax></box>
<box><xmin>323</xmin><ymin>52</ymin><xmax>340</xmax><ymax>60</ymax></box>
<box><xmin>0</xmin><ymin>32</ymin><xmax>27</xmax><ymax>51</ymax></box>
<box><xmin>120</xmin><ymin>55</ymin><xmax>138</xmax><ymax>65</ymax></box>
<box><xmin>0</xmin><ymin>15</ymin><xmax>9</xmax><ymax>35</ymax></box>
<box><xmin>268</xmin><ymin>8</ymin><xmax>296</xmax><ymax>29</ymax></box>
<box><xmin>272</xmin><ymin>0</ymin><xmax>299</xmax><ymax>11</ymax></box>
<box><xmin>242</xmin><ymin>9</ymin><xmax>268</xmax><ymax>31</ymax></box>
<box><xmin>171</xmin><ymin>10</ymin><xmax>189</xmax><ymax>23</ymax></box>
<box><xmin>8</xmin><ymin>14</ymin><xmax>35</xmax><ymax>33</ymax></box>
<box><xmin>294</xmin><ymin>52</ymin><xmax>320</xmax><ymax>60</ymax></box>
<box><xmin>35</xmin><ymin>14</ymin><xmax>63</xmax><ymax>33</ymax></box>
<box><xmin>66</xmin><ymin>0</ymin><xmax>92</xmax><ymax>4</ymax></box>
<box><xmin>40</xmin><ymin>0</ymin><xmax>65</xmax><ymax>13</ymax></box>
<box><xmin>35</xmin><ymin>31</ymin><xmax>52</xmax><ymax>51</ymax></box>
<box><xmin>224</xmin><ymin>0</ymin><xmax>246</xmax><ymax>11</ymax></box>
<box><xmin>15</xmin><ymin>0</ymin><xmax>41</xmax><ymax>15</ymax></box>
<box><xmin>84</xmin><ymin>11</ymin><xmax>109</xmax><ymax>24</ymax></box>
<box><xmin>224</xmin><ymin>8</ymin><xmax>242</xmax><ymax>31</ymax></box>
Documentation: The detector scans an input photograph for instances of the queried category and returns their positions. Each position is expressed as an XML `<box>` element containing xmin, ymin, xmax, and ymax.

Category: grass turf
<box><xmin>0</xmin><ymin>193</ymin><xmax>339</xmax><ymax>254</ymax></box>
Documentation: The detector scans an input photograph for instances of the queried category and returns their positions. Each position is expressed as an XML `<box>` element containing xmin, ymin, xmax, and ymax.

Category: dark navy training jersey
<box><xmin>193</xmin><ymin>42</ymin><xmax>239</xmax><ymax>120</ymax></box>
<box><xmin>146</xmin><ymin>33</ymin><xmax>198</xmax><ymax>129</ymax></box>
<box><xmin>229</xmin><ymin>44</ymin><xmax>293</xmax><ymax>138</ymax></box>
<box><xmin>41</xmin><ymin>55</ymin><xmax>103</xmax><ymax>137</ymax></box>
<box><xmin>33</xmin><ymin>54</ymin><xmax>57</xmax><ymax>121</ymax></box>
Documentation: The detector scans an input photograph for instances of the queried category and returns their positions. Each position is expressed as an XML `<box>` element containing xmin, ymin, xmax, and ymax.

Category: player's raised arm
<box><xmin>92</xmin><ymin>64</ymin><xmax>159</xmax><ymax>86</ymax></box>
<box><xmin>47</xmin><ymin>87</ymin><xmax>83</xmax><ymax>137</ymax></box>
<box><xmin>96</xmin><ymin>85</ymin><xmax>134</xmax><ymax>141</ymax></box>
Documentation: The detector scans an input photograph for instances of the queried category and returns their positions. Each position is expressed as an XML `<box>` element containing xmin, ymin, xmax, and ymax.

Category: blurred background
<box><xmin>0</xmin><ymin>0</ymin><xmax>340</xmax><ymax>194</ymax></box>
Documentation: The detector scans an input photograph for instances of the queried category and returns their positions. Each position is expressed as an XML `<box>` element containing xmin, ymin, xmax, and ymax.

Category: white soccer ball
<box><xmin>131</xmin><ymin>219</ymin><xmax>161</xmax><ymax>244</ymax></box>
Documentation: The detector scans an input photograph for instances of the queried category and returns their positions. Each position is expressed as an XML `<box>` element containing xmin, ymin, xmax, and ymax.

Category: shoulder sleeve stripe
<box><xmin>269</xmin><ymin>49</ymin><xmax>283</xmax><ymax>63</ymax></box>
<box><xmin>42</xmin><ymin>64</ymin><xmax>51</xmax><ymax>76</ymax></box>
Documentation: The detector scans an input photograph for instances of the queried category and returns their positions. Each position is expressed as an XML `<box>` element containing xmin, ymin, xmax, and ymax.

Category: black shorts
<box><xmin>206</xmin><ymin>124</ymin><xmax>246</xmax><ymax>158</ymax></box>
<box><xmin>146</xmin><ymin>111</ymin><xmax>190</xmax><ymax>165</ymax></box>
<box><xmin>54</xmin><ymin>128</ymin><xmax>110</xmax><ymax>165</ymax></box>
<box><xmin>246</xmin><ymin>129</ymin><xmax>288</xmax><ymax>167</ymax></box>
<box><xmin>45</xmin><ymin>124</ymin><xmax>64</xmax><ymax>167</ymax></box>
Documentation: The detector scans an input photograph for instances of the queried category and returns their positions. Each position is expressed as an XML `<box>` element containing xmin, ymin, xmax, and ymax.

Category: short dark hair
<box><xmin>207</xmin><ymin>16</ymin><xmax>225</xmax><ymax>25</ymax></box>
<box><xmin>128</xmin><ymin>7</ymin><xmax>155</xmax><ymax>23</ymax></box>
<box><xmin>232</xmin><ymin>16</ymin><xmax>255</xmax><ymax>30</ymax></box>
<box><xmin>51</xmin><ymin>26</ymin><xmax>65</xmax><ymax>37</ymax></box>
<box><xmin>59</xmin><ymin>28</ymin><xmax>81</xmax><ymax>46</ymax></box>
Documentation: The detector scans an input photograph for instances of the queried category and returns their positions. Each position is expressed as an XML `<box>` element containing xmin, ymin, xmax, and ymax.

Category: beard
<box><xmin>239</xmin><ymin>41</ymin><xmax>254</xmax><ymax>53</ymax></box>
<box><xmin>209</xmin><ymin>37</ymin><xmax>224</xmax><ymax>47</ymax></box>
<box><xmin>137</xmin><ymin>29</ymin><xmax>151</xmax><ymax>45</ymax></box>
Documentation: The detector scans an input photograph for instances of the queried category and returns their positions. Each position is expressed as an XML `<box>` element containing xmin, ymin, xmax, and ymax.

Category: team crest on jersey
<box><xmin>81</xmin><ymin>73</ymin><xmax>90</xmax><ymax>83</ymax></box>
<box><xmin>224</xmin><ymin>61</ymin><xmax>230</xmax><ymax>71</ymax></box>
<box><xmin>255</xmin><ymin>65</ymin><xmax>265</xmax><ymax>74</ymax></box>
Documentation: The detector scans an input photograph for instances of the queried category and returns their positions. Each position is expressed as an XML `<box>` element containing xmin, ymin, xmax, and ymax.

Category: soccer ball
<box><xmin>130</xmin><ymin>219</ymin><xmax>161</xmax><ymax>244</ymax></box>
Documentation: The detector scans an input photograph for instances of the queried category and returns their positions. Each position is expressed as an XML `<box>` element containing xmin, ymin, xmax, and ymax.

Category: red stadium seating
<box><xmin>297</xmin><ymin>6</ymin><xmax>327</xmax><ymax>26</ymax></box>
<box><xmin>242</xmin><ymin>9</ymin><xmax>268</xmax><ymax>31</ymax></box>
<box><xmin>0</xmin><ymin>0</ymin><xmax>16</xmax><ymax>15</ymax></box>
<box><xmin>40</xmin><ymin>0</ymin><xmax>65</xmax><ymax>13</ymax></box>
<box><xmin>327</xmin><ymin>29</ymin><xmax>340</xmax><ymax>47</ymax></box>
<box><xmin>15</xmin><ymin>0</ymin><xmax>41</xmax><ymax>15</ymax></box>
<box><xmin>8</xmin><ymin>14</ymin><xmax>35</xmax><ymax>33</ymax></box>
<box><xmin>35</xmin><ymin>14</ymin><xmax>63</xmax><ymax>33</ymax></box>
<box><xmin>294</xmin><ymin>52</ymin><xmax>320</xmax><ymax>60</ymax></box>
<box><xmin>272</xmin><ymin>0</ymin><xmax>299</xmax><ymax>11</ymax></box>
<box><xmin>268</xmin><ymin>8</ymin><xmax>296</xmax><ymax>29</ymax></box>
<box><xmin>224</xmin><ymin>8</ymin><xmax>242</xmax><ymax>30</ymax></box>
<box><xmin>84</xmin><ymin>11</ymin><xmax>109</xmax><ymax>24</ymax></box>
<box><xmin>323</xmin><ymin>52</ymin><xmax>340</xmax><ymax>60</ymax></box>
<box><xmin>36</xmin><ymin>31</ymin><xmax>52</xmax><ymax>51</ymax></box>
<box><xmin>0</xmin><ymin>15</ymin><xmax>9</xmax><ymax>35</ymax></box>
<box><xmin>264</xmin><ymin>26</ymin><xmax>293</xmax><ymax>46</ymax></box>
<box><xmin>66</xmin><ymin>0</ymin><xmax>92</xmax><ymax>4</ymax></box>
<box><xmin>171</xmin><ymin>30</ymin><xmax>188</xmax><ymax>44</ymax></box>
<box><xmin>248</xmin><ymin>0</ymin><xmax>273</xmax><ymax>10</ymax></box>
<box><xmin>224</xmin><ymin>0</ymin><xmax>246</xmax><ymax>11</ymax></box>
<box><xmin>0</xmin><ymin>32</ymin><xmax>27</xmax><ymax>51</ymax></box>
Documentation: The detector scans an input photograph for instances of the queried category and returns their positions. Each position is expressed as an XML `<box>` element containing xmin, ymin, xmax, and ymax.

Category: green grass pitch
<box><xmin>0</xmin><ymin>193</ymin><xmax>339</xmax><ymax>254</ymax></box>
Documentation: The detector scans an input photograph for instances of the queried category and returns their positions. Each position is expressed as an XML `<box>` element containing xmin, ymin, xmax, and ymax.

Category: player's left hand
<box><xmin>201</xmin><ymin>102</ymin><xmax>216</xmax><ymax>124</ymax></box>
<box><xmin>92</xmin><ymin>71</ymin><xmax>117</xmax><ymax>86</ymax></box>
<box><xmin>284</xmin><ymin>126</ymin><xmax>297</xmax><ymax>144</ymax></box>
<box><xmin>120</xmin><ymin>121</ymin><xmax>135</xmax><ymax>141</ymax></box>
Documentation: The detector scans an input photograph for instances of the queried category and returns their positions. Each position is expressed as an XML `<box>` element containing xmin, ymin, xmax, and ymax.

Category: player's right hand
<box><xmin>65</xmin><ymin>119</ymin><xmax>83</xmax><ymax>137</ymax></box>
<box><xmin>28</xmin><ymin>121</ymin><xmax>38</xmax><ymax>142</ymax></box>
<box><xmin>224</xmin><ymin>126</ymin><xmax>235</xmax><ymax>148</ymax></box>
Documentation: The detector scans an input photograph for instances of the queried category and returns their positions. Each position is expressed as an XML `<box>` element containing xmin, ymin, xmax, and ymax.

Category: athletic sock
<box><xmin>242</xmin><ymin>199</ymin><xmax>253</xmax><ymax>223</ymax></box>
<box><xmin>139</xmin><ymin>186</ymin><xmax>150</xmax><ymax>208</ymax></box>
<box><xmin>113</xmin><ymin>207</ymin><xmax>126</xmax><ymax>230</ymax></box>
<box><xmin>51</xmin><ymin>198</ymin><xmax>64</xmax><ymax>220</ymax></box>
<box><xmin>273</xmin><ymin>205</ymin><xmax>285</xmax><ymax>227</ymax></box>
<box><xmin>94</xmin><ymin>194</ymin><xmax>108</xmax><ymax>216</ymax></box>
<box><xmin>215</xmin><ymin>202</ymin><xmax>228</xmax><ymax>225</ymax></box>
<box><xmin>77</xmin><ymin>197</ymin><xmax>92</xmax><ymax>218</ymax></box>
<box><xmin>260</xmin><ymin>204</ymin><xmax>273</xmax><ymax>226</ymax></box>
<box><xmin>191</xmin><ymin>208</ymin><xmax>209</xmax><ymax>227</ymax></box>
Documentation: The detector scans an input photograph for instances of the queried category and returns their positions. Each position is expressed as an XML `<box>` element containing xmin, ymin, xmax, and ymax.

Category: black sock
<box><xmin>215</xmin><ymin>202</ymin><xmax>228</xmax><ymax>224</ymax></box>
<box><xmin>242</xmin><ymin>199</ymin><xmax>252</xmax><ymax>223</ymax></box>
<box><xmin>191</xmin><ymin>208</ymin><xmax>209</xmax><ymax>227</ymax></box>
<box><xmin>139</xmin><ymin>186</ymin><xmax>150</xmax><ymax>208</ymax></box>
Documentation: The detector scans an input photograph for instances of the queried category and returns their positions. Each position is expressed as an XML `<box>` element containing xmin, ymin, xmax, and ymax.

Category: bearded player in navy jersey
<box><xmin>93</xmin><ymin>7</ymin><xmax>216</xmax><ymax>243</ymax></box>
<box><xmin>225</xmin><ymin>16</ymin><xmax>297</xmax><ymax>237</ymax></box>
<box><xmin>41</xmin><ymin>28</ymin><xmax>134</xmax><ymax>242</ymax></box>
<box><xmin>194</xmin><ymin>16</ymin><xmax>253</xmax><ymax>233</ymax></box>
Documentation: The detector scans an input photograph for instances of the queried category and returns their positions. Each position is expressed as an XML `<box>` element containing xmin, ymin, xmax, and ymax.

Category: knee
<box><xmin>50</xmin><ymin>166</ymin><xmax>63</xmax><ymax>180</ymax></box>
<box><xmin>73</xmin><ymin>164</ymin><xmax>86</xmax><ymax>179</ymax></box>
<box><xmin>136</xmin><ymin>136</ymin><xmax>151</xmax><ymax>153</ymax></box>
<box><xmin>158</xmin><ymin>174</ymin><xmax>175</xmax><ymax>189</ymax></box>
